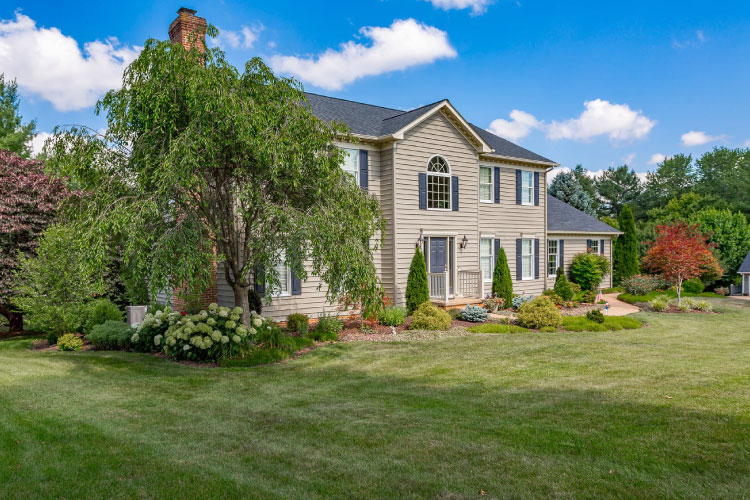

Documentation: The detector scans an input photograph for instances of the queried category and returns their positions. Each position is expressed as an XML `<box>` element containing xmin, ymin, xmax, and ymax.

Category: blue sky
<box><xmin>2</xmin><ymin>0</ymin><xmax>749</xmax><ymax>175</ymax></box>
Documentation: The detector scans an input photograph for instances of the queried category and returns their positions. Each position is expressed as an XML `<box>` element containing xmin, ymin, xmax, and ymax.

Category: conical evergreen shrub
<box><xmin>491</xmin><ymin>247</ymin><xmax>513</xmax><ymax>308</ymax></box>
<box><xmin>554</xmin><ymin>267</ymin><xmax>573</xmax><ymax>300</ymax></box>
<box><xmin>405</xmin><ymin>247</ymin><xmax>429</xmax><ymax>314</ymax></box>
<box><xmin>613</xmin><ymin>204</ymin><xmax>639</xmax><ymax>284</ymax></box>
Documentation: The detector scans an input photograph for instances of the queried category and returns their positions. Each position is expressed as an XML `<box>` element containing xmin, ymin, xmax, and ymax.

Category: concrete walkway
<box><xmin>602</xmin><ymin>293</ymin><xmax>640</xmax><ymax>316</ymax></box>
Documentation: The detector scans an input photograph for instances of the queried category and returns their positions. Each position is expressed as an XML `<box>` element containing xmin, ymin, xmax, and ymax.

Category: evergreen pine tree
<box><xmin>405</xmin><ymin>247</ymin><xmax>429</xmax><ymax>314</ymax></box>
<box><xmin>613</xmin><ymin>204</ymin><xmax>639</xmax><ymax>283</ymax></box>
<box><xmin>491</xmin><ymin>247</ymin><xmax>513</xmax><ymax>308</ymax></box>
<box><xmin>554</xmin><ymin>267</ymin><xmax>573</xmax><ymax>300</ymax></box>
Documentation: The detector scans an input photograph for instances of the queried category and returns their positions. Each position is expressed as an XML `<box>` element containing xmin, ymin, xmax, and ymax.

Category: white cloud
<box><xmin>423</xmin><ymin>0</ymin><xmax>494</xmax><ymax>15</ymax></box>
<box><xmin>270</xmin><ymin>19</ymin><xmax>457</xmax><ymax>90</ymax></box>
<box><xmin>743</xmin><ymin>139</ymin><xmax>750</xmax><ymax>147</ymax></box>
<box><xmin>648</xmin><ymin>153</ymin><xmax>668</xmax><ymax>165</ymax></box>
<box><xmin>549</xmin><ymin>166</ymin><xmax>648</xmax><ymax>183</ymax></box>
<box><xmin>623</xmin><ymin>152</ymin><xmax>636</xmax><ymax>165</ymax></box>
<box><xmin>215</xmin><ymin>24</ymin><xmax>264</xmax><ymax>49</ymax></box>
<box><xmin>673</xmin><ymin>30</ymin><xmax>707</xmax><ymax>49</ymax></box>
<box><xmin>29</xmin><ymin>131</ymin><xmax>52</xmax><ymax>157</ymax></box>
<box><xmin>546</xmin><ymin>99</ymin><xmax>655</xmax><ymax>141</ymax></box>
<box><xmin>0</xmin><ymin>12</ymin><xmax>140</xmax><ymax>112</ymax></box>
<box><xmin>681</xmin><ymin>130</ymin><xmax>723</xmax><ymax>147</ymax></box>
<box><xmin>696</xmin><ymin>30</ymin><xmax>705</xmax><ymax>42</ymax></box>
<box><xmin>487</xmin><ymin>110</ymin><xmax>541</xmax><ymax>142</ymax></box>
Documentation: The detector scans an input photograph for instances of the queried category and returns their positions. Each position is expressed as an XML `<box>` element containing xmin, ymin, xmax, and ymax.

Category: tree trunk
<box><xmin>232</xmin><ymin>282</ymin><xmax>251</xmax><ymax>326</ymax></box>
<box><xmin>0</xmin><ymin>304</ymin><xmax>23</xmax><ymax>333</ymax></box>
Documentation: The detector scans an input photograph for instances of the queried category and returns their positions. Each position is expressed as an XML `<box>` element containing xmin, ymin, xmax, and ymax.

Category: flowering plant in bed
<box><xmin>160</xmin><ymin>304</ymin><xmax>263</xmax><ymax>362</ymax></box>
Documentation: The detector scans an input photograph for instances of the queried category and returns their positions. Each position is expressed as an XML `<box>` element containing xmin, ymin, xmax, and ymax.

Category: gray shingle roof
<box><xmin>547</xmin><ymin>195</ymin><xmax>620</xmax><ymax>234</ymax></box>
<box><xmin>739</xmin><ymin>250</ymin><xmax>750</xmax><ymax>273</ymax></box>
<box><xmin>303</xmin><ymin>92</ymin><xmax>553</xmax><ymax>164</ymax></box>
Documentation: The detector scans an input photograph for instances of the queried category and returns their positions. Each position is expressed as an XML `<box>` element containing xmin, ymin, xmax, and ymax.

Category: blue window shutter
<box><xmin>451</xmin><ymin>176</ymin><xmax>459</xmax><ymax>211</ymax></box>
<box><xmin>534</xmin><ymin>239</ymin><xmax>540</xmax><ymax>279</ymax></box>
<box><xmin>254</xmin><ymin>266</ymin><xmax>265</xmax><ymax>297</ymax></box>
<box><xmin>418</xmin><ymin>173</ymin><xmax>427</xmax><ymax>209</ymax></box>
<box><xmin>515</xmin><ymin>170</ymin><xmax>522</xmax><ymax>205</ymax></box>
<box><xmin>600</xmin><ymin>239</ymin><xmax>605</xmax><ymax>255</ymax></box>
<box><xmin>516</xmin><ymin>239</ymin><xmax>522</xmax><ymax>281</ymax></box>
<box><xmin>493</xmin><ymin>167</ymin><xmax>500</xmax><ymax>203</ymax></box>
<box><xmin>586</xmin><ymin>239</ymin><xmax>592</xmax><ymax>252</ymax></box>
<box><xmin>359</xmin><ymin>149</ymin><xmax>368</xmax><ymax>191</ymax></box>
<box><xmin>534</xmin><ymin>172</ymin><xmax>540</xmax><ymax>206</ymax></box>
<box><xmin>291</xmin><ymin>270</ymin><xmax>301</xmax><ymax>295</ymax></box>
<box><xmin>494</xmin><ymin>239</ymin><xmax>501</xmax><ymax>262</ymax></box>
<box><xmin>559</xmin><ymin>240</ymin><xmax>565</xmax><ymax>273</ymax></box>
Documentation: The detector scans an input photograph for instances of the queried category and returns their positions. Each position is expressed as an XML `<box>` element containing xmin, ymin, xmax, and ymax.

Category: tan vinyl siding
<box><xmin>549</xmin><ymin>235</ymin><xmax>614</xmax><ymax>289</ymax></box>
<box><xmin>478</xmin><ymin>166</ymin><xmax>547</xmax><ymax>296</ymax></box>
<box><xmin>392</xmin><ymin>111</ymin><xmax>481</xmax><ymax>305</ymax></box>
<box><xmin>379</xmin><ymin>145</ymin><xmax>396</xmax><ymax>298</ymax></box>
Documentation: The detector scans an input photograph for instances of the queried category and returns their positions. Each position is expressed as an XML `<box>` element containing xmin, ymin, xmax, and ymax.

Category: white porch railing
<box><xmin>457</xmin><ymin>270</ymin><xmax>483</xmax><ymax>298</ymax></box>
<box><xmin>427</xmin><ymin>272</ymin><xmax>449</xmax><ymax>302</ymax></box>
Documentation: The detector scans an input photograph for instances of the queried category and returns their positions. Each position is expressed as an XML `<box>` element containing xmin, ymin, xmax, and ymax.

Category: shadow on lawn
<box><xmin>1</xmin><ymin>341</ymin><xmax>748</xmax><ymax>499</ymax></box>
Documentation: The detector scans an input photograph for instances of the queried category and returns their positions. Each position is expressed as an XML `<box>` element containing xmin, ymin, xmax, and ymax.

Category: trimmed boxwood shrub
<box><xmin>57</xmin><ymin>333</ymin><xmax>83</xmax><ymax>351</ymax></box>
<box><xmin>405</xmin><ymin>247</ymin><xmax>429</xmax><ymax>314</ymax></box>
<box><xmin>554</xmin><ymin>268</ymin><xmax>573</xmax><ymax>301</ymax></box>
<box><xmin>585</xmin><ymin>309</ymin><xmax>605</xmax><ymax>324</ymax></box>
<box><xmin>377</xmin><ymin>306</ymin><xmax>407</xmax><ymax>326</ymax></box>
<box><xmin>409</xmin><ymin>302</ymin><xmax>451</xmax><ymax>331</ymax></box>
<box><xmin>570</xmin><ymin>253</ymin><xmax>610</xmax><ymax>291</ymax></box>
<box><xmin>460</xmin><ymin>305</ymin><xmax>488</xmax><ymax>322</ymax></box>
<box><xmin>86</xmin><ymin>320</ymin><xmax>133</xmax><ymax>350</ymax></box>
<box><xmin>517</xmin><ymin>296</ymin><xmax>562</xmax><ymax>329</ymax></box>
<box><xmin>83</xmin><ymin>299</ymin><xmax>123</xmax><ymax>334</ymax></box>
<box><xmin>286</xmin><ymin>313</ymin><xmax>309</xmax><ymax>335</ymax></box>
<box><xmin>683</xmin><ymin>278</ymin><xmax>705</xmax><ymax>294</ymax></box>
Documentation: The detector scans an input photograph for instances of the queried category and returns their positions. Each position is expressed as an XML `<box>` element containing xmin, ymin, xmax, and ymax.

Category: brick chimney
<box><xmin>168</xmin><ymin>7</ymin><xmax>207</xmax><ymax>52</ymax></box>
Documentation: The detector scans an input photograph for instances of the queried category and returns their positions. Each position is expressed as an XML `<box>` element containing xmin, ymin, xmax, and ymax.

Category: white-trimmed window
<box><xmin>341</xmin><ymin>148</ymin><xmax>359</xmax><ymax>184</ymax></box>
<box><xmin>273</xmin><ymin>251</ymin><xmax>292</xmax><ymax>297</ymax></box>
<box><xmin>522</xmin><ymin>239</ymin><xmax>534</xmax><ymax>279</ymax></box>
<box><xmin>548</xmin><ymin>240</ymin><xmax>559</xmax><ymax>277</ymax></box>
<box><xmin>590</xmin><ymin>239</ymin><xmax>600</xmax><ymax>254</ymax></box>
<box><xmin>521</xmin><ymin>171</ymin><xmax>533</xmax><ymax>205</ymax></box>
<box><xmin>427</xmin><ymin>155</ymin><xmax>451</xmax><ymax>210</ymax></box>
<box><xmin>480</xmin><ymin>238</ymin><xmax>494</xmax><ymax>281</ymax></box>
<box><xmin>479</xmin><ymin>166</ymin><xmax>493</xmax><ymax>203</ymax></box>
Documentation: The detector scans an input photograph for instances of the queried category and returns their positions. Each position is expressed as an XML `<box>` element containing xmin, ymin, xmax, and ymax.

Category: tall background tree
<box><xmin>639</xmin><ymin>154</ymin><xmax>696</xmax><ymax>212</ymax></box>
<box><xmin>49</xmin><ymin>34</ymin><xmax>384</xmax><ymax>318</ymax></box>
<box><xmin>0</xmin><ymin>150</ymin><xmax>68</xmax><ymax>331</ymax></box>
<box><xmin>612</xmin><ymin>205</ymin><xmax>639</xmax><ymax>284</ymax></box>
<box><xmin>0</xmin><ymin>74</ymin><xmax>36</xmax><ymax>158</ymax></box>
<box><xmin>695</xmin><ymin>147</ymin><xmax>750</xmax><ymax>219</ymax></box>
<box><xmin>595</xmin><ymin>165</ymin><xmax>642</xmax><ymax>218</ymax></box>
<box><xmin>548</xmin><ymin>169</ymin><xmax>596</xmax><ymax>215</ymax></box>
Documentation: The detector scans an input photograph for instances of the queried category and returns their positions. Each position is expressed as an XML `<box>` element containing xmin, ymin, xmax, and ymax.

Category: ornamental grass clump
<box><xmin>161</xmin><ymin>304</ymin><xmax>260</xmax><ymax>362</ymax></box>
<box><xmin>459</xmin><ymin>305</ymin><xmax>488</xmax><ymax>323</ymax></box>
<box><xmin>650</xmin><ymin>295</ymin><xmax>670</xmax><ymax>312</ymax></box>
<box><xmin>517</xmin><ymin>296</ymin><xmax>562</xmax><ymax>329</ymax></box>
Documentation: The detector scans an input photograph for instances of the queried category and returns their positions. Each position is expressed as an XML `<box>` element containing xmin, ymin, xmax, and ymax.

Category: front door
<box><xmin>745</xmin><ymin>275</ymin><xmax>749</xmax><ymax>296</ymax></box>
<box><xmin>430</xmin><ymin>238</ymin><xmax>447</xmax><ymax>274</ymax></box>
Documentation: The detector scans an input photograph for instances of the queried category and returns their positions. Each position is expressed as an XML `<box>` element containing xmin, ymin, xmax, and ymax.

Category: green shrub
<box><xmin>459</xmin><ymin>305</ymin><xmax>488</xmax><ymax>322</ymax></box>
<box><xmin>579</xmin><ymin>290</ymin><xmax>596</xmax><ymax>304</ymax></box>
<box><xmin>405</xmin><ymin>247</ymin><xmax>429</xmax><ymax>314</ymax></box>
<box><xmin>491</xmin><ymin>247</ymin><xmax>513</xmax><ymax>308</ymax></box>
<box><xmin>377</xmin><ymin>306</ymin><xmax>407</xmax><ymax>326</ymax></box>
<box><xmin>570</xmin><ymin>253</ymin><xmax>609</xmax><ymax>291</ymax></box>
<box><xmin>553</xmin><ymin>268</ymin><xmax>574</xmax><ymax>301</ymax></box>
<box><xmin>248</xmin><ymin>289</ymin><xmax>263</xmax><ymax>315</ymax></box>
<box><xmin>586</xmin><ymin>309</ymin><xmax>605</xmax><ymax>324</ymax></box>
<box><xmin>542</xmin><ymin>289</ymin><xmax>563</xmax><ymax>306</ymax></box>
<box><xmin>148</xmin><ymin>303</ymin><xmax>169</xmax><ymax>314</ymax></box>
<box><xmin>86</xmin><ymin>320</ymin><xmax>132</xmax><ymax>350</ymax></box>
<box><xmin>409</xmin><ymin>302</ymin><xmax>452</xmax><ymax>331</ymax></box>
<box><xmin>570</xmin><ymin>282</ymin><xmax>582</xmax><ymax>294</ymax></box>
<box><xmin>447</xmin><ymin>308</ymin><xmax>462</xmax><ymax>320</ymax></box>
<box><xmin>650</xmin><ymin>294</ymin><xmax>670</xmax><ymax>312</ymax></box>
<box><xmin>562</xmin><ymin>316</ymin><xmax>642</xmax><ymax>332</ymax></box>
<box><xmin>539</xmin><ymin>326</ymin><xmax>557</xmax><ymax>333</ymax></box>
<box><xmin>309</xmin><ymin>314</ymin><xmax>343</xmax><ymax>341</ymax></box>
<box><xmin>57</xmin><ymin>333</ymin><xmax>83</xmax><ymax>351</ymax></box>
<box><xmin>682</xmin><ymin>278</ymin><xmax>705</xmax><ymax>294</ymax></box>
<box><xmin>621</xmin><ymin>275</ymin><xmax>664</xmax><ymax>295</ymax></box>
<box><xmin>132</xmin><ymin>308</ymin><xmax>175</xmax><ymax>352</ymax></box>
<box><xmin>468</xmin><ymin>323</ymin><xmax>529</xmax><ymax>334</ymax></box>
<box><xmin>255</xmin><ymin>323</ymin><xmax>286</xmax><ymax>348</ymax></box>
<box><xmin>161</xmin><ymin>304</ymin><xmax>259</xmax><ymax>362</ymax></box>
<box><xmin>83</xmin><ymin>299</ymin><xmax>123</xmax><ymax>334</ymax></box>
<box><xmin>286</xmin><ymin>313</ymin><xmax>309</xmax><ymax>335</ymax></box>
<box><xmin>517</xmin><ymin>296</ymin><xmax>562</xmax><ymax>329</ymax></box>
<box><xmin>600</xmin><ymin>287</ymin><xmax>625</xmax><ymax>294</ymax></box>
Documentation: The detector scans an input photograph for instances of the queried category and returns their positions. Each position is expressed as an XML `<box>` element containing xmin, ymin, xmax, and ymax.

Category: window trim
<box><xmin>341</xmin><ymin>148</ymin><xmax>359</xmax><ymax>185</ymax></box>
<box><xmin>426</xmin><ymin>155</ymin><xmax>452</xmax><ymax>211</ymax></box>
<box><xmin>547</xmin><ymin>239</ymin><xmax>559</xmax><ymax>277</ymax></box>
<box><xmin>521</xmin><ymin>238</ymin><xmax>535</xmax><ymax>280</ymax></box>
<box><xmin>521</xmin><ymin>170</ymin><xmax>533</xmax><ymax>206</ymax></box>
<box><xmin>589</xmin><ymin>239</ymin><xmax>600</xmax><ymax>255</ymax></box>
<box><xmin>479</xmin><ymin>165</ymin><xmax>493</xmax><ymax>203</ymax></box>
<box><xmin>479</xmin><ymin>237</ymin><xmax>494</xmax><ymax>282</ymax></box>
<box><xmin>271</xmin><ymin>251</ymin><xmax>292</xmax><ymax>298</ymax></box>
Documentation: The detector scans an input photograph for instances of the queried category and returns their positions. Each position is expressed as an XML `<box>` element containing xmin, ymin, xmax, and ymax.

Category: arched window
<box><xmin>426</xmin><ymin>155</ymin><xmax>451</xmax><ymax>209</ymax></box>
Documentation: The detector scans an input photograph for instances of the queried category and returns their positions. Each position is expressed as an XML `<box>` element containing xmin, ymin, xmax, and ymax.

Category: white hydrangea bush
<box><xmin>131</xmin><ymin>308</ymin><xmax>181</xmax><ymax>352</ymax></box>
<box><xmin>161</xmin><ymin>303</ymin><xmax>265</xmax><ymax>361</ymax></box>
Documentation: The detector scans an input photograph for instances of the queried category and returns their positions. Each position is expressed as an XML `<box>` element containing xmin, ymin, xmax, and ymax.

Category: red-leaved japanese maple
<box><xmin>643</xmin><ymin>221</ymin><xmax>722</xmax><ymax>304</ymax></box>
<box><xmin>0</xmin><ymin>149</ymin><xmax>68</xmax><ymax>331</ymax></box>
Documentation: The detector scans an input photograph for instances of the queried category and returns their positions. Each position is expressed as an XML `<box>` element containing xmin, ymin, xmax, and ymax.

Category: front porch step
<box><xmin>430</xmin><ymin>297</ymin><xmax>483</xmax><ymax>310</ymax></box>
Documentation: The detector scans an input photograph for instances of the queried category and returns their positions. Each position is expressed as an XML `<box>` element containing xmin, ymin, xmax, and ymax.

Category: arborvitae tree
<box><xmin>613</xmin><ymin>205</ymin><xmax>639</xmax><ymax>283</ymax></box>
<box><xmin>405</xmin><ymin>247</ymin><xmax>429</xmax><ymax>314</ymax></box>
<box><xmin>491</xmin><ymin>247</ymin><xmax>513</xmax><ymax>308</ymax></box>
<box><xmin>553</xmin><ymin>267</ymin><xmax>573</xmax><ymax>300</ymax></box>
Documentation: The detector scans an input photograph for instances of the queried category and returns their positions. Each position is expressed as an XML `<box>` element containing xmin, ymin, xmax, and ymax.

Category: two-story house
<box><xmin>164</xmin><ymin>8</ymin><xmax>621</xmax><ymax>321</ymax></box>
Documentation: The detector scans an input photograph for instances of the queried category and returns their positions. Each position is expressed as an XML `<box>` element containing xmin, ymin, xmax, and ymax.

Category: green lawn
<box><xmin>1</xmin><ymin>299</ymin><xmax>749</xmax><ymax>499</ymax></box>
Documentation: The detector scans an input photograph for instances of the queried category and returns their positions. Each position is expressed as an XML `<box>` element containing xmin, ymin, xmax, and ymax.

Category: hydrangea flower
<box><xmin>208</xmin><ymin>303</ymin><xmax>218</xmax><ymax>311</ymax></box>
<box><xmin>236</xmin><ymin>325</ymin><xmax>247</xmax><ymax>335</ymax></box>
<box><xmin>204</xmin><ymin>337</ymin><xmax>212</xmax><ymax>348</ymax></box>
<box><xmin>218</xmin><ymin>309</ymin><xmax>229</xmax><ymax>318</ymax></box>
<box><xmin>230</xmin><ymin>314</ymin><xmax>240</xmax><ymax>322</ymax></box>
<box><xmin>232</xmin><ymin>335</ymin><xmax>241</xmax><ymax>343</ymax></box>
<box><xmin>232</xmin><ymin>306</ymin><xmax>243</xmax><ymax>315</ymax></box>
<box><xmin>225</xmin><ymin>320</ymin><xmax>236</xmax><ymax>329</ymax></box>
<box><xmin>210</xmin><ymin>331</ymin><xmax>221</xmax><ymax>342</ymax></box>
<box><xmin>249</xmin><ymin>327</ymin><xmax>256</xmax><ymax>335</ymax></box>
<box><xmin>154</xmin><ymin>334</ymin><xmax>163</xmax><ymax>346</ymax></box>
<box><xmin>183</xmin><ymin>344</ymin><xmax>191</xmax><ymax>351</ymax></box>
<box><xmin>131</xmin><ymin>333</ymin><xmax>140</xmax><ymax>343</ymax></box>
<box><xmin>221</xmin><ymin>336</ymin><xmax>229</xmax><ymax>344</ymax></box>
<box><xmin>252</xmin><ymin>318</ymin><xmax>263</xmax><ymax>327</ymax></box>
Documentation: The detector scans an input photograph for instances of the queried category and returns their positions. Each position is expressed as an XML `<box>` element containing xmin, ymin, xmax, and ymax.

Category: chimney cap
<box><xmin>177</xmin><ymin>7</ymin><xmax>197</xmax><ymax>15</ymax></box>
